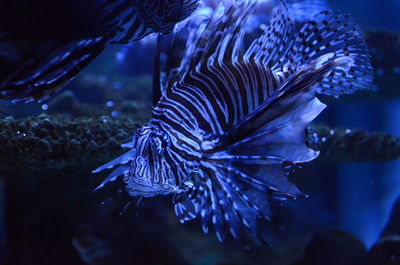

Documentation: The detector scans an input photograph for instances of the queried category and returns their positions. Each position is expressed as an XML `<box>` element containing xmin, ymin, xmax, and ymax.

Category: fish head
<box><xmin>124</xmin><ymin>125</ymin><xmax>175</xmax><ymax>197</ymax></box>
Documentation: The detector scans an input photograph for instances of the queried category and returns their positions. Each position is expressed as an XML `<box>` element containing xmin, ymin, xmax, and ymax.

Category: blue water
<box><xmin>0</xmin><ymin>1</ymin><xmax>399</xmax><ymax>265</ymax></box>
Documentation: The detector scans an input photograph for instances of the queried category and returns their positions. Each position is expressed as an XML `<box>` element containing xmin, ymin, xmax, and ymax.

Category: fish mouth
<box><xmin>124</xmin><ymin>176</ymin><xmax>172</xmax><ymax>197</ymax></box>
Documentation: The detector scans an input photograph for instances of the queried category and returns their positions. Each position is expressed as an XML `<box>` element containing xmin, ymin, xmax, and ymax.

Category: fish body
<box><xmin>0</xmin><ymin>0</ymin><xmax>199</xmax><ymax>102</ymax></box>
<box><xmin>95</xmin><ymin>0</ymin><xmax>372</xmax><ymax>243</ymax></box>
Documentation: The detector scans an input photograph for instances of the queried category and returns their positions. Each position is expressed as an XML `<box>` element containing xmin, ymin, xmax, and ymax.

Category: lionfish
<box><xmin>94</xmin><ymin>0</ymin><xmax>372</xmax><ymax>243</ymax></box>
<box><xmin>0</xmin><ymin>0</ymin><xmax>199</xmax><ymax>102</ymax></box>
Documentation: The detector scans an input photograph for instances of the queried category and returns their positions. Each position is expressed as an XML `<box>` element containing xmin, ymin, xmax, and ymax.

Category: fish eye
<box><xmin>151</xmin><ymin>136</ymin><xmax>165</xmax><ymax>154</ymax></box>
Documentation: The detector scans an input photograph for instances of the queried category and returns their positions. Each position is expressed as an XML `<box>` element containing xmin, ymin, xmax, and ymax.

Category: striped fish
<box><xmin>94</xmin><ymin>0</ymin><xmax>372</xmax><ymax>244</ymax></box>
<box><xmin>0</xmin><ymin>0</ymin><xmax>199</xmax><ymax>102</ymax></box>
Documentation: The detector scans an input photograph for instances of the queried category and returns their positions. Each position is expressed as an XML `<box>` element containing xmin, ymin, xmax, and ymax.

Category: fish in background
<box><xmin>286</xmin><ymin>0</ymin><xmax>330</xmax><ymax>22</ymax></box>
<box><xmin>0</xmin><ymin>0</ymin><xmax>199</xmax><ymax>102</ymax></box>
<box><xmin>202</xmin><ymin>0</ymin><xmax>331</xmax><ymax>22</ymax></box>
<box><xmin>85</xmin><ymin>0</ymin><xmax>330</xmax><ymax>91</ymax></box>
<box><xmin>94</xmin><ymin>0</ymin><xmax>372</xmax><ymax>244</ymax></box>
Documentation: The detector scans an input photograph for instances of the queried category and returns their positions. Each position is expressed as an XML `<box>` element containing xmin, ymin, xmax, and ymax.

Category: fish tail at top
<box><xmin>0</xmin><ymin>37</ymin><xmax>108</xmax><ymax>102</ymax></box>
<box><xmin>0</xmin><ymin>0</ymin><xmax>201</xmax><ymax>102</ymax></box>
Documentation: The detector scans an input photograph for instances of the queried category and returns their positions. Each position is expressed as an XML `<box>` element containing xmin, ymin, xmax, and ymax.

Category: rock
<box><xmin>368</xmin><ymin>236</ymin><xmax>400</xmax><ymax>265</ymax></box>
<box><xmin>293</xmin><ymin>229</ymin><xmax>367</xmax><ymax>265</ymax></box>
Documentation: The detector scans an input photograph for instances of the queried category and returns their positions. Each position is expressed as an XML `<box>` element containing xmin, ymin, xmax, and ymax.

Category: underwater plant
<box><xmin>94</xmin><ymin>0</ymin><xmax>372</xmax><ymax>244</ymax></box>
<box><xmin>0</xmin><ymin>0</ymin><xmax>199</xmax><ymax>102</ymax></box>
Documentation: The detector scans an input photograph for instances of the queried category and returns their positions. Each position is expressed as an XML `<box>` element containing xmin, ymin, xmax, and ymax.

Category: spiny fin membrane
<box><xmin>244</xmin><ymin>1</ymin><xmax>373</xmax><ymax>97</ymax></box>
<box><xmin>170</xmin><ymin>0</ymin><xmax>371</xmax><ymax>244</ymax></box>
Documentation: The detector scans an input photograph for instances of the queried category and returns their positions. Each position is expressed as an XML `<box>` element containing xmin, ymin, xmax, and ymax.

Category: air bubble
<box><xmin>106</xmin><ymin>101</ymin><xmax>114</xmax><ymax>108</ymax></box>
<box><xmin>115</xmin><ymin>51</ymin><xmax>125</xmax><ymax>62</ymax></box>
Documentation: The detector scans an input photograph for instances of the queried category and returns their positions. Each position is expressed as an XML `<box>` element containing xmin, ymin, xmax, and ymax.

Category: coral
<box><xmin>0</xmin><ymin>115</ymin><xmax>399</xmax><ymax>172</ymax></box>
<box><xmin>307</xmin><ymin>125</ymin><xmax>400</xmax><ymax>163</ymax></box>
<box><xmin>0</xmin><ymin>115</ymin><xmax>142</xmax><ymax>172</ymax></box>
